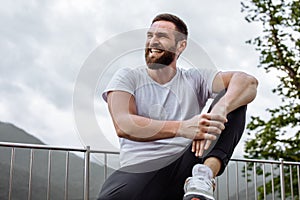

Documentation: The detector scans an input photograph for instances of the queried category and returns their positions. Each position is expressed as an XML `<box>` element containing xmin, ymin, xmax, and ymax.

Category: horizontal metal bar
<box><xmin>0</xmin><ymin>142</ymin><xmax>87</xmax><ymax>152</ymax></box>
<box><xmin>1</xmin><ymin>142</ymin><xmax>299</xmax><ymax>165</ymax></box>
<box><xmin>230</xmin><ymin>158</ymin><xmax>300</xmax><ymax>166</ymax></box>
<box><xmin>90</xmin><ymin>149</ymin><xmax>120</xmax><ymax>154</ymax></box>
<box><xmin>0</xmin><ymin>142</ymin><xmax>120</xmax><ymax>154</ymax></box>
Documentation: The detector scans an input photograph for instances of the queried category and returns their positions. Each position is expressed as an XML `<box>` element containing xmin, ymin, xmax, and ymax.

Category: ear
<box><xmin>176</xmin><ymin>40</ymin><xmax>187</xmax><ymax>56</ymax></box>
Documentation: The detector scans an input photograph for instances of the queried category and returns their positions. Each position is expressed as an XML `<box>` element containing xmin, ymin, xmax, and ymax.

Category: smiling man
<box><xmin>97</xmin><ymin>13</ymin><xmax>258</xmax><ymax>200</ymax></box>
<box><xmin>145</xmin><ymin>22</ymin><xmax>179</xmax><ymax>70</ymax></box>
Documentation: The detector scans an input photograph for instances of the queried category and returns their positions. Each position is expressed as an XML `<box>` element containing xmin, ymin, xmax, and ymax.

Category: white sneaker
<box><xmin>183</xmin><ymin>164</ymin><xmax>215</xmax><ymax>200</ymax></box>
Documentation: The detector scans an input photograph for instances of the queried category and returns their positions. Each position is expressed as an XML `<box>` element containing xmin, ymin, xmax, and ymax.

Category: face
<box><xmin>145</xmin><ymin>21</ymin><xmax>178</xmax><ymax>69</ymax></box>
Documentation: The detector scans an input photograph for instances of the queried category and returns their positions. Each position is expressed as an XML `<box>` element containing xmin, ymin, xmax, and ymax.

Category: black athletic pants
<box><xmin>97</xmin><ymin>90</ymin><xmax>247</xmax><ymax>200</ymax></box>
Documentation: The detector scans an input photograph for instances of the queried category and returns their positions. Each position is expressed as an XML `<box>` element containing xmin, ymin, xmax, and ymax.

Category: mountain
<box><xmin>0</xmin><ymin>122</ymin><xmax>44</xmax><ymax>144</ymax></box>
<box><xmin>0</xmin><ymin>121</ymin><xmax>108</xmax><ymax>200</ymax></box>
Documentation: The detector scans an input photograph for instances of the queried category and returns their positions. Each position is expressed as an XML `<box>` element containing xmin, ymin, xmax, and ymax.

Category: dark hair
<box><xmin>152</xmin><ymin>13</ymin><xmax>188</xmax><ymax>41</ymax></box>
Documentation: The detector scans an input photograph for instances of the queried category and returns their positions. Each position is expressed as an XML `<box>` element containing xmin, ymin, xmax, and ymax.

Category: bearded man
<box><xmin>97</xmin><ymin>13</ymin><xmax>258</xmax><ymax>200</ymax></box>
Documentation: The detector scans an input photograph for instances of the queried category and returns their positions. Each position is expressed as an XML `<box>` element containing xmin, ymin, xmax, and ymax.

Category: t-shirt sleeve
<box><xmin>200</xmin><ymin>68</ymin><xmax>219</xmax><ymax>96</ymax></box>
<box><xmin>102</xmin><ymin>67</ymin><xmax>135</xmax><ymax>102</ymax></box>
<box><xmin>186</xmin><ymin>67</ymin><xmax>219</xmax><ymax>104</ymax></box>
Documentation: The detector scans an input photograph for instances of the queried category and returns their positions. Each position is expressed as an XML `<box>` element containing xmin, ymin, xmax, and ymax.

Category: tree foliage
<box><xmin>241</xmin><ymin>0</ymin><xmax>299</xmax><ymax>198</ymax></box>
<box><xmin>241</xmin><ymin>0</ymin><xmax>300</xmax><ymax>161</ymax></box>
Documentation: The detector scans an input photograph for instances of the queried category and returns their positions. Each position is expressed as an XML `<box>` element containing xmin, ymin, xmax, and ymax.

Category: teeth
<box><xmin>150</xmin><ymin>48</ymin><xmax>163</xmax><ymax>53</ymax></box>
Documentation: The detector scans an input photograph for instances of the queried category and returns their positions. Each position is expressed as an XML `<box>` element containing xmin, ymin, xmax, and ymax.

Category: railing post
<box><xmin>104</xmin><ymin>153</ymin><xmax>108</xmax><ymax>180</ymax></box>
<box><xmin>8</xmin><ymin>147</ymin><xmax>15</xmax><ymax>200</ymax></box>
<box><xmin>262</xmin><ymin>164</ymin><xmax>266</xmax><ymax>200</ymax></box>
<box><xmin>254</xmin><ymin>162</ymin><xmax>257</xmax><ymax>200</ymax></box>
<box><xmin>84</xmin><ymin>146</ymin><xmax>90</xmax><ymax>200</ymax></box>
<box><xmin>245</xmin><ymin>162</ymin><xmax>248</xmax><ymax>200</ymax></box>
<box><xmin>279</xmin><ymin>158</ymin><xmax>285</xmax><ymax>200</ymax></box>
<box><xmin>297</xmin><ymin>165</ymin><xmax>300</xmax><ymax>200</ymax></box>
<box><xmin>64</xmin><ymin>151</ymin><xmax>70</xmax><ymax>200</ymax></box>
<box><xmin>28</xmin><ymin>149</ymin><xmax>34</xmax><ymax>200</ymax></box>
<box><xmin>47</xmin><ymin>150</ymin><xmax>52</xmax><ymax>200</ymax></box>
<box><xmin>235</xmin><ymin>161</ymin><xmax>239</xmax><ymax>200</ymax></box>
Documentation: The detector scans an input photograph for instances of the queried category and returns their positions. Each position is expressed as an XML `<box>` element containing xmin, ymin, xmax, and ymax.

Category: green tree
<box><xmin>241</xmin><ymin>0</ymin><xmax>299</xmax><ymax>198</ymax></box>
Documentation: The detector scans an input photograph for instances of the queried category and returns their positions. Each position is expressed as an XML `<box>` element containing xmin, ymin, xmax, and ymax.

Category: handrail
<box><xmin>0</xmin><ymin>141</ymin><xmax>299</xmax><ymax>200</ymax></box>
<box><xmin>0</xmin><ymin>141</ymin><xmax>120</xmax><ymax>154</ymax></box>
<box><xmin>231</xmin><ymin>157</ymin><xmax>300</xmax><ymax>165</ymax></box>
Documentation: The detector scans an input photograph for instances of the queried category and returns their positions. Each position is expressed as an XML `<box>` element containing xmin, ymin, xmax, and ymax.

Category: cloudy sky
<box><xmin>0</xmin><ymin>0</ymin><xmax>282</xmax><ymax>157</ymax></box>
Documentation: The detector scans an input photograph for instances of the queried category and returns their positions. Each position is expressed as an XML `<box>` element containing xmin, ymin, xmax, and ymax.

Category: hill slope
<box><xmin>0</xmin><ymin>121</ymin><xmax>107</xmax><ymax>200</ymax></box>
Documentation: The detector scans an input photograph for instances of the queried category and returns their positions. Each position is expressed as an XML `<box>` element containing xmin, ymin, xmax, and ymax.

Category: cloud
<box><xmin>0</xmin><ymin>0</ymin><xmax>282</xmax><ymax>155</ymax></box>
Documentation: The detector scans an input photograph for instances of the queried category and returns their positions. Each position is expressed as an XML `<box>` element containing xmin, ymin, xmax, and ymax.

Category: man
<box><xmin>98</xmin><ymin>13</ymin><xmax>258</xmax><ymax>200</ymax></box>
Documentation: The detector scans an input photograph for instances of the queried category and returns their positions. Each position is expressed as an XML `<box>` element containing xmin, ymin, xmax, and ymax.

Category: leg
<box><xmin>204</xmin><ymin>92</ymin><xmax>247</xmax><ymax>176</ymax></box>
<box><xmin>203</xmin><ymin>157</ymin><xmax>221</xmax><ymax>178</ymax></box>
<box><xmin>97</xmin><ymin>169</ymin><xmax>156</xmax><ymax>200</ymax></box>
<box><xmin>183</xmin><ymin>90</ymin><xmax>247</xmax><ymax>200</ymax></box>
<box><xmin>161</xmin><ymin>145</ymin><xmax>200</xmax><ymax>200</ymax></box>
<box><xmin>98</xmin><ymin>147</ymin><xmax>199</xmax><ymax>200</ymax></box>
<box><xmin>197</xmin><ymin>89</ymin><xmax>247</xmax><ymax>177</ymax></box>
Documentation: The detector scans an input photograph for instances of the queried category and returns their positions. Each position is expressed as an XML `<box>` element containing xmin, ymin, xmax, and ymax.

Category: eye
<box><xmin>147</xmin><ymin>32</ymin><xmax>153</xmax><ymax>39</ymax></box>
<box><xmin>157</xmin><ymin>32</ymin><xmax>169</xmax><ymax>39</ymax></box>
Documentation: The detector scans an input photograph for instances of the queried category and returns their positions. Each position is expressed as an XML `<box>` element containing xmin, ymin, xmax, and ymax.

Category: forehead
<box><xmin>148</xmin><ymin>20</ymin><xmax>176</xmax><ymax>34</ymax></box>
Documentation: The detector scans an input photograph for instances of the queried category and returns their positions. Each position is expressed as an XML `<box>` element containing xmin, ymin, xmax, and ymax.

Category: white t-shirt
<box><xmin>102</xmin><ymin>66</ymin><xmax>218</xmax><ymax>167</ymax></box>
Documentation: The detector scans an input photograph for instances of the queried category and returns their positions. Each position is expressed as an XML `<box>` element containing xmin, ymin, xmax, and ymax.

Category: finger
<box><xmin>198</xmin><ymin>140</ymin><xmax>206</xmax><ymax>157</ymax></box>
<box><xmin>202</xmin><ymin>127</ymin><xmax>222</xmax><ymax>136</ymax></box>
<box><xmin>195</xmin><ymin>140</ymin><xmax>201</xmax><ymax>156</ymax></box>
<box><xmin>202</xmin><ymin>113</ymin><xmax>227</xmax><ymax>123</ymax></box>
<box><xmin>204</xmin><ymin>139</ymin><xmax>212</xmax><ymax>150</ymax></box>
<box><xmin>208</xmin><ymin>120</ymin><xmax>226</xmax><ymax>131</ymax></box>
<box><xmin>204</xmin><ymin>133</ymin><xmax>217</xmax><ymax>140</ymax></box>
<box><xmin>192</xmin><ymin>140</ymin><xmax>195</xmax><ymax>152</ymax></box>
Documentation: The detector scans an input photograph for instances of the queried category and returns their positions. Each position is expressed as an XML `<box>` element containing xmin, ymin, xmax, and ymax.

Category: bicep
<box><xmin>107</xmin><ymin>91</ymin><xmax>137</xmax><ymax>119</ymax></box>
<box><xmin>212</xmin><ymin>71</ymin><xmax>234</xmax><ymax>93</ymax></box>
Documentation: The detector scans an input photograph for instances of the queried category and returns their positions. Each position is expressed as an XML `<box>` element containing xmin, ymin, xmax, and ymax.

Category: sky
<box><xmin>0</xmin><ymin>0</ymin><xmax>283</xmax><ymax>158</ymax></box>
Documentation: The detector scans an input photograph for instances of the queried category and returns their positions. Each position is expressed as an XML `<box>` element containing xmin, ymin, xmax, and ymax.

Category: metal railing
<box><xmin>214</xmin><ymin>158</ymin><xmax>300</xmax><ymax>200</ymax></box>
<box><xmin>0</xmin><ymin>142</ymin><xmax>299</xmax><ymax>200</ymax></box>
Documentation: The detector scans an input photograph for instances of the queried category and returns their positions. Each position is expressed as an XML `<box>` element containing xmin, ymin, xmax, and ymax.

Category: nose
<box><xmin>147</xmin><ymin>35</ymin><xmax>159</xmax><ymax>47</ymax></box>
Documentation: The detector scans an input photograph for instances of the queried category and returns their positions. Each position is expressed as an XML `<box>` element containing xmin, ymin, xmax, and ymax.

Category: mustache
<box><xmin>146</xmin><ymin>44</ymin><xmax>164</xmax><ymax>51</ymax></box>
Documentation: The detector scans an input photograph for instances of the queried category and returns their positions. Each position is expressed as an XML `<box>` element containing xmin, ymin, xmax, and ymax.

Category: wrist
<box><xmin>210</xmin><ymin>99</ymin><xmax>229</xmax><ymax>117</ymax></box>
<box><xmin>172</xmin><ymin>121</ymin><xmax>182</xmax><ymax>137</ymax></box>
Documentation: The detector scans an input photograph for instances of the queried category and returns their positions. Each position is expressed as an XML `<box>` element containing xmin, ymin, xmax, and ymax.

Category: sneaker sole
<box><xmin>183</xmin><ymin>193</ymin><xmax>215</xmax><ymax>200</ymax></box>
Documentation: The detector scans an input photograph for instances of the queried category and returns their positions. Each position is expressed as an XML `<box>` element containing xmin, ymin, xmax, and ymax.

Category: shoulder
<box><xmin>115</xmin><ymin>67</ymin><xmax>146</xmax><ymax>77</ymax></box>
<box><xmin>179</xmin><ymin>67</ymin><xmax>218</xmax><ymax>80</ymax></box>
<box><xmin>102</xmin><ymin>67</ymin><xmax>147</xmax><ymax>102</ymax></box>
<box><xmin>109</xmin><ymin>67</ymin><xmax>148</xmax><ymax>84</ymax></box>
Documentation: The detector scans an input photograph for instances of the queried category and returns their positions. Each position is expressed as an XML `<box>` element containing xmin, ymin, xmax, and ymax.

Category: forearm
<box><xmin>107</xmin><ymin>91</ymin><xmax>226</xmax><ymax>142</ymax></box>
<box><xmin>193</xmin><ymin>72</ymin><xmax>258</xmax><ymax>157</ymax></box>
<box><xmin>113</xmin><ymin>114</ymin><xmax>180</xmax><ymax>142</ymax></box>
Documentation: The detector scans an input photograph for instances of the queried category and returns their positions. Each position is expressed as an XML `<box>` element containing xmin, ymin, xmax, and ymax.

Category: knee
<box><xmin>97</xmin><ymin>186</ymin><xmax>136</xmax><ymax>200</ymax></box>
<box><xmin>227</xmin><ymin>105</ymin><xmax>247</xmax><ymax>122</ymax></box>
<box><xmin>97</xmin><ymin>193</ymin><xmax>123</xmax><ymax>200</ymax></box>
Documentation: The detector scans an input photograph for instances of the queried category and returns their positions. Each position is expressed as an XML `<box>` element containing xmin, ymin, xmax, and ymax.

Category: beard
<box><xmin>145</xmin><ymin>46</ymin><xmax>176</xmax><ymax>69</ymax></box>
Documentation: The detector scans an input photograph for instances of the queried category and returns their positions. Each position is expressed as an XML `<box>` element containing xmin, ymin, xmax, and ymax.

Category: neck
<box><xmin>147</xmin><ymin>64</ymin><xmax>177</xmax><ymax>84</ymax></box>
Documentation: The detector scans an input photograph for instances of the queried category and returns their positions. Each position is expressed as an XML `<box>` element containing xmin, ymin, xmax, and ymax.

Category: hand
<box><xmin>192</xmin><ymin>139</ymin><xmax>217</xmax><ymax>157</ymax></box>
<box><xmin>177</xmin><ymin>113</ymin><xmax>227</xmax><ymax>140</ymax></box>
<box><xmin>191</xmin><ymin>103</ymin><xmax>229</xmax><ymax>157</ymax></box>
<box><xmin>192</xmin><ymin>139</ymin><xmax>205</xmax><ymax>157</ymax></box>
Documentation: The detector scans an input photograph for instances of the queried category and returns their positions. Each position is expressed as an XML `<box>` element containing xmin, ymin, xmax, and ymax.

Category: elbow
<box><xmin>113</xmin><ymin>122</ymin><xmax>129</xmax><ymax>138</ymax></box>
<box><xmin>115</xmin><ymin>126</ymin><xmax>124</xmax><ymax>138</ymax></box>
<box><xmin>239</xmin><ymin>72</ymin><xmax>258</xmax><ymax>87</ymax></box>
<box><xmin>248</xmin><ymin>74</ymin><xmax>258</xmax><ymax>90</ymax></box>
<box><xmin>114</xmin><ymin>124</ymin><xmax>148</xmax><ymax>142</ymax></box>
<box><xmin>238</xmin><ymin>72</ymin><xmax>258</xmax><ymax>88</ymax></box>
<box><xmin>245</xmin><ymin>73</ymin><xmax>259</xmax><ymax>101</ymax></box>
<box><xmin>113</xmin><ymin>119</ymin><xmax>139</xmax><ymax>140</ymax></box>
<box><xmin>250</xmin><ymin>75</ymin><xmax>259</xmax><ymax>88</ymax></box>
